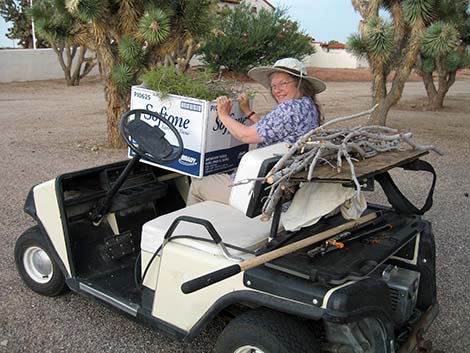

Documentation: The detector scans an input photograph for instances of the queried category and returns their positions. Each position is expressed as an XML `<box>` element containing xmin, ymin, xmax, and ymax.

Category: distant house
<box><xmin>303</xmin><ymin>42</ymin><xmax>369</xmax><ymax>69</ymax></box>
<box><xmin>319</xmin><ymin>42</ymin><xmax>347</xmax><ymax>52</ymax></box>
<box><xmin>218</xmin><ymin>0</ymin><xmax>275</xmax><ymax>13</ymax></box>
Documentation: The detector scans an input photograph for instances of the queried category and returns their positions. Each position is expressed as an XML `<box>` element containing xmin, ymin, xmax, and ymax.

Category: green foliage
<box><xmin>68</xmin><ymin>0</ymin><xmax>102</xmax><ymax>21</ymax></box>
<box><xmin>403</xmin><ymin>0</ymin><xmax>436</xmax><ymax>24</ymax></box>
<box><xmin>347</xmin><ymin>17</ymin><xmax>393</xmax><ymax>64</ymax></box>
<box><xmin>168</xmin><ymin>0</ymin><xmax>215</xmax><ymax>37</ymax></box>
<box><xmin>444</xmin><ymin>51</ymin><xmax>462</xmax><ymax>72</ymax></box>
<box><xmin>462</xmin><ymin>52</ymin><xmax>470</xmax><ymax>69</ymax></box>
<box><xmin>436</xmin><ymin>0</ymin><xmax>468</xmax><ymax>23</ymax></box>
<box><xmin>119</xmin><ymin>37</ymin><xmax>144</xmax><ymax>68</ymax></box>
<box><xmin>412</xmin><ymin>0</ymin><xmax>470</xmax><ymax>108</ymax></box>
<box><xmin>30</xmin><ymin>0</ymin><xmax>74</xmax><ymax>43</ymax></box>
<box><xmin>200</xmin><ymin>3</ymin><xmax>314</xmax><ymax>73</ymax></box>
<box><xmin>140</xmin><ymin>66</ymin><xmax>229</xmax><ymax>101</ymax></box>
<box><xmin>418</xmin><ymin>1</ymin><xmax>469</xmax><ymax>74</ymax></box>
<box><xmin>422</xmin><ymin>56</ymin><xmax>435</xmax><ymax>74</ymax></box>
<box><xmin>365</xmin><ymin>16</ymin><xmax>394</xmax><ymax>62</ymax></box>
<box><xmin>0</xmin><ymin>0</ymin><xmax>47</xmax><ymax>48</ymax></box>
<box><xmin>65</xmin><ymin>0</ymin><xmax>215</xmax><ymax>93</ymax></box>
<box><xmin>138</xmin><ymin>8</ymin><xmax>171</xmax><ymax>45</ymax></box>
<box><xmin>112</xmin><ymin>63</ymin><xmax>134</xmax><ymax>93</ymax></box>
<box><xmin>422</xmin><ymin>21</ymin><xmax>459</xmax><ymax>57</ymax></box>
<box><xmin>346</xmin><ymin>33</ymin><xmax>368</xmax><ymax>59</ymax></box>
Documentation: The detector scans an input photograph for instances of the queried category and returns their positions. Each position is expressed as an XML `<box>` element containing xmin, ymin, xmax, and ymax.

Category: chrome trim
<box><xmin>79</xmin><ymin>282</ymin><xmax>139</xmax><ymax>317</ymax></box>
<box><xmin>218</xmin><ymin>242</ymin><xmax>243</xmax><ymax>262</ymax></box>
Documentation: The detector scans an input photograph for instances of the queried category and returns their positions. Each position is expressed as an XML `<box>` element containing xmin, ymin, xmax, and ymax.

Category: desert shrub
<box><xmin>201</xmin><ymin>3</ymin><xmax>315</xmax><ymax>73</ymax></box>
<box><xmin>140</xmin><ymin>66</ymin><xmax>232</xmax><ymax>101</ymax></box>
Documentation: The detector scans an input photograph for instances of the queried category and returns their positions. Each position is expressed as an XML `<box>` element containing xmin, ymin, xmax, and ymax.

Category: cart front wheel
<box><xmin>215</xmin><ymin>308</ymin><xmax>320</xmax><ymax>353</ymax></box>
<box><xmin>14</xmin><ymin>226</ymin><xmax>69</xmax><ymax>296</ymax></box>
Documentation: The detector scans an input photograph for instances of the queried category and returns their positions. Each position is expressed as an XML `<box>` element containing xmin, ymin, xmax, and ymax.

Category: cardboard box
<box><xmin>130</xmin><ymin>85</ymin><xmax>249</xmax><ymax>178</ymax></box>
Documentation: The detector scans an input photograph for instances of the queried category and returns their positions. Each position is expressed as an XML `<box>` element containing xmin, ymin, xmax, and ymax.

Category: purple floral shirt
<box><xmin>255</xmin><ymin>96</ymin><xmax>319</xmax><ymax>147</ymax></box>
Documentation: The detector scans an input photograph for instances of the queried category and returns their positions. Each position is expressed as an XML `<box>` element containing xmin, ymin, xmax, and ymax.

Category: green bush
<box><xmin>140</xmin><ymin>66</ymin><xmax>232</xmax><ymax>101</ymax></box>
<box><xmin>201</xmin><ymin>4</ymin><xmax>315</xmax><ymax>73</ymax></box>
<box><xmin>462</xmin><ymin>52</ymin><xmax>470</xmax><ymax>69</ymax></box>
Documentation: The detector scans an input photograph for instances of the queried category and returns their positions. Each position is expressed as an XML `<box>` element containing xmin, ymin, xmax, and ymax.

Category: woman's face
<box><xmin>270</xmin><ymin>72</ymin><xmax>301</xmax><ymax>104</ymax></box>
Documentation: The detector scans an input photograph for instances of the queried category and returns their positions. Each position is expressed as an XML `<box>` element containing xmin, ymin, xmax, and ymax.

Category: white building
<box><xmin>303</xmin><ymin>42</ymin><xmax>369</xmax><ymax>69</ymax></box>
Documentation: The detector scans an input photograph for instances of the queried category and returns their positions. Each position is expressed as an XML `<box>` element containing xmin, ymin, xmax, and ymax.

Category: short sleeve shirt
<box><xmin>255</xmin><ymin>96</ymin><xmax>319</xmax><ymax>147</ymax></box>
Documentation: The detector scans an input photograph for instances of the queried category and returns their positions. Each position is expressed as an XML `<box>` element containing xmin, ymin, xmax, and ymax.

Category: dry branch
<box><xmin>253</xmin><ymin>106</ymin><xmax>442</xmax><ymax>220</ymax></box>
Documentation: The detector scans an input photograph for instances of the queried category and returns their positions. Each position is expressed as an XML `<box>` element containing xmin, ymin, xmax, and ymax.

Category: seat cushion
<box><xmin>141</xmin><ymin>200</ymin><xmax>272</xmax><ymax>255</ymax></box>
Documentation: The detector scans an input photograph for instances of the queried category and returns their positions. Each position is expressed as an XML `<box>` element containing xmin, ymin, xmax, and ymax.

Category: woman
<box><xmin>187</xmin><ymin>57</ymin><xmax>326</xmax><ymax>205</ymax></box>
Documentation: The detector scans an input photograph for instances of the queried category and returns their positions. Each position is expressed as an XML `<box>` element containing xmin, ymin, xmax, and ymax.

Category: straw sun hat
<box><xmin>247</xmin><ymin>58</ymin><xmax>326</xmax><ymax>94</ymax></box>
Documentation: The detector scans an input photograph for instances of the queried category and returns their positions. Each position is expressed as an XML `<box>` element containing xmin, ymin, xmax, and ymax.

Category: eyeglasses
<box><xmin>270</xmin><ymin>80</ymin><xmax>295</xmax><ymax>91</ymax></box>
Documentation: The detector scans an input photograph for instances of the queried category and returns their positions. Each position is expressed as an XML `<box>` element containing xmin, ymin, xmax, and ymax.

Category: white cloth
<box><xmin>281</xmin><ymin>182</ymin><xmax>367</xmax><ymax>232</ymax></box>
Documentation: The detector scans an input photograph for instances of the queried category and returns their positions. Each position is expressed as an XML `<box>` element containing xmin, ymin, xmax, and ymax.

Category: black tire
<box><xmin>14</xmin><ymin>226</ymin><xmax>69</xmax><ymax>296</ymax></box>
<box><xmin>214</xmin><ymin>308</ymin><xmax>320</xmax><ymax>353</ymax></box>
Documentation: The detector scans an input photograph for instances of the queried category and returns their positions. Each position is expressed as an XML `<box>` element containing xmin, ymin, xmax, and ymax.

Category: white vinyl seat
<box><xmin>140</xmin><ymin>143</ymin><xmax>288</xmax><ymax>256</ymax></box>
<box><xmin>141</xmin><ymin>200</ymin><xmax>271</xmax><ymax>255</ymax></box>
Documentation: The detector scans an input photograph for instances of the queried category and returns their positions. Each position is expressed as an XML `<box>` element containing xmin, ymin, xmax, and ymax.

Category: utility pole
<box><xmin>30</xmin><ymin>0</ymin><xmax>36</xmax><ymax>49</ymax></box>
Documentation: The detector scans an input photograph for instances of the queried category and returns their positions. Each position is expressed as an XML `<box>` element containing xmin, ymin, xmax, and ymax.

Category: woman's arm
<box><xmin>217</xmin><ymin>96</ymin><xmax>263</xmax><ymax>144</ymax></box>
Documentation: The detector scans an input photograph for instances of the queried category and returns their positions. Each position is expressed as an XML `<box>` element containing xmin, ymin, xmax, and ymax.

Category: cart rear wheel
<box><xmin>215</xmin><ymin>308</ymin><xmax>320</xmax><ymax>353</ymax></box>
<box><xmin>14</xmin><ymin>226</ymin><xmax>69</xmax><ymax>296</ymax></box>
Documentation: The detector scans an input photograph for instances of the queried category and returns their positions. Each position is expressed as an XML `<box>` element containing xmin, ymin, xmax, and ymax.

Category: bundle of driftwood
<box><xmin>238</xmin><ymin>106</ymin><xmax>443</xmax><ymax>221</ymax></box>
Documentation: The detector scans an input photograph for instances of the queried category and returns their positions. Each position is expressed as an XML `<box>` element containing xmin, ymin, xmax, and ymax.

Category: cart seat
<box><xmin>141</xmin><ymin>143</ymin><xmax>288</xmax><ymax>256</ymax></box>
<box><xmin>141</xmin><ymin>200</ymin><xmax>271</xmax><ymax>255</ymax></box>
<box><xmin>229</xmin><ymin>143</ymin><xmax>287</xmax><ymax>216</ymax></box>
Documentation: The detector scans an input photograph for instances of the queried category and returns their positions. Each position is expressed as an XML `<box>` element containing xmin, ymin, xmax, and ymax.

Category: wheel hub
<box><xmin>234</xmin><ymin>346</ymin><xmax>266</xmax><ymax>353</ymax></box>
<box><xmin>23</xmin><ymin>246</ymin><xmax>53</xmax><ymax>284</ymax></box>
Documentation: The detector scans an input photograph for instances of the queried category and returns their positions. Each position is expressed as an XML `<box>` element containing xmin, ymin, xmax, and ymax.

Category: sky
<box><xmin>273</xmin><ymin>0</ymin><xmax>362</xmax><ymax>43</ymax></box>
<box><xmin>0</xmin><ymin>0</ymin><xmax>361</xmax><ymax>48</ymax></box>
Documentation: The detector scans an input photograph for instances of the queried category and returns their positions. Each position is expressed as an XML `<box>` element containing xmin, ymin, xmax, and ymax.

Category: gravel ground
<box><xmin>0</xmin><ymin>74</ymin><xmax>469</xmax><ymax>352</ymax></box>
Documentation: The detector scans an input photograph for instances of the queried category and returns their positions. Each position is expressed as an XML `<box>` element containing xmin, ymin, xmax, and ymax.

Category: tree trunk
<box><xmin>369</xmin><ymin>19</ymin><xmax>426</xmax><ymax>125</ymax></box>
<box><xmin>421</xmin><ymin>70</ymin><xmax>437</xmax><ymax>106</ymax></box>
<box><xmin>368</xmin><ymin>89</ymin><xmax>403</xmax><ymax>125</ymax></box>
<box><xmin>70</xmin><ymin>46</ymin><xmax>85</xmax><ymax>86</ymax></box>
<box><xmin>51</xmin><ymin>43</ymin><xmax>73</xmax><ymax>86</ymax></box>
<box><xmin>104</xmin><ymin>78</ymin><xmax>129</xmax><ymax>148</ymax></box>
<box><xmin>371</xmin><ymin>66</ymin><xmax>387</xmax><ymax>104</ymax></box>
<box><xmin>428</xmin><ymin>72</ymin><xmax>455</xmax><ymax>110</ymax></box>
<box><xmin>64</xmin><ymin>46</ymin><xmax>76</xmax><ymax>86</ymax></box>
<box><xmin>427</xmin><ymin>59</ymin><xmax>456</xmax><ymax>110</ymax></box>
<box><xmin>92</xmin><ymin>22</ymin><xmax>128</xmax><ymax>148</ymax></box>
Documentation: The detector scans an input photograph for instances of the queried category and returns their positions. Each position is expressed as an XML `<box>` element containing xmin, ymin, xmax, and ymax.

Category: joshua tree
<box><xmin>29</xmin><ymin>0</ymin><xmax>96</xmax><ymax>86</ymax></box>
<box><xmin>0</xmin><ymin>0</ymin><xmax>47</xmax><ymax>48</ymax></box>
<box><xmin>347</xmin><ymin>0</ymin><xmax>437</xmax><ymax>125</ymax></box>
<box><xmin>416</xmin><ymin>0</ymin><xmax>470</xmax><ymax>110</ymax></box>
<box><xmin>65</xmin><ymin>0</ymin><xmax>215</xmax><ymax>147</ymax></box>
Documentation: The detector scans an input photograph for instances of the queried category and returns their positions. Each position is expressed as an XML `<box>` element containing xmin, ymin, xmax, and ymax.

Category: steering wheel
<box><xmin>120</xmin><ymin>109</ymin><xmax>184</xmax><ymax>164</ymax></box>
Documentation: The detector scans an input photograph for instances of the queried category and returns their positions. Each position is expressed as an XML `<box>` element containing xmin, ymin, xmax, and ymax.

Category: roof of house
<box><xmin>320</xmin><ymin>43</ymin><xmax>346</xmax><ymax>50</ymax></box>
<box><xmin>219</xmin><ymin>0</ymin><xmax>275</xmax><ymax>10</ymax></box>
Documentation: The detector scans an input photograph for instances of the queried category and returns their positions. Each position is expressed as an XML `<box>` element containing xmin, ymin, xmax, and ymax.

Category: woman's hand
<box><xmin>237</xmin><ymin>93</ymin><xmax>251</xmax><ymax>115</ymax></box>
<box><xmin>214</xmin><ymin>96</ymin><xmax>262</xmax><ymax>145</ymax></box>
<box><xmin>216</xmin><ymin>96</ymin><xmax>232</xmax><ymax>118</ymax></box>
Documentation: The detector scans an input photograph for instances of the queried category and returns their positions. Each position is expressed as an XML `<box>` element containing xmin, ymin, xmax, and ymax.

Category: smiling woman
<box><xmin>187</xmin><ymin>57</ymin><xmax>327</xmax><ymax>205</ymax></box>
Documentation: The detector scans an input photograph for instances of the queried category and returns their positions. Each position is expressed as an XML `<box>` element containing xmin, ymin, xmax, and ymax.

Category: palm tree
<box><xmin>65</xmin><ymin>0</ymin><xmax>215</xmax><ymax>147</ymax></box>
<box><xmin>348</xmin><ymin>0</ymin><xmax>436</xmax><ymax>125</ymax></box>
<box><xmin>416</xmin><ymin>0</ymin><xmax>470</xmax><ymax>110</ymax></box>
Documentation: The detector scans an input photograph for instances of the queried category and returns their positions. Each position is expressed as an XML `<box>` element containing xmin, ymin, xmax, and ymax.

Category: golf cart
<box><xmin>15</xmin><ymin>109</ymin><xmax>439</xmax><ymax>353</ymax></box>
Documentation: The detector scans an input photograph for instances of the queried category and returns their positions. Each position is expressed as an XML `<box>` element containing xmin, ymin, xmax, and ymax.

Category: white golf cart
<box><xmin>15</xmin><ymin>109</ymin><xmax>439</xmax><ymax>353</ymax></box>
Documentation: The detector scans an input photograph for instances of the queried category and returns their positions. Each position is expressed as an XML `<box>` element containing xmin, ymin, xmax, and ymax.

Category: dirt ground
<box><xmin>0</xmin><ymin>69</ymin><xmax>469</xmax><ymax>352</ymax></box>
